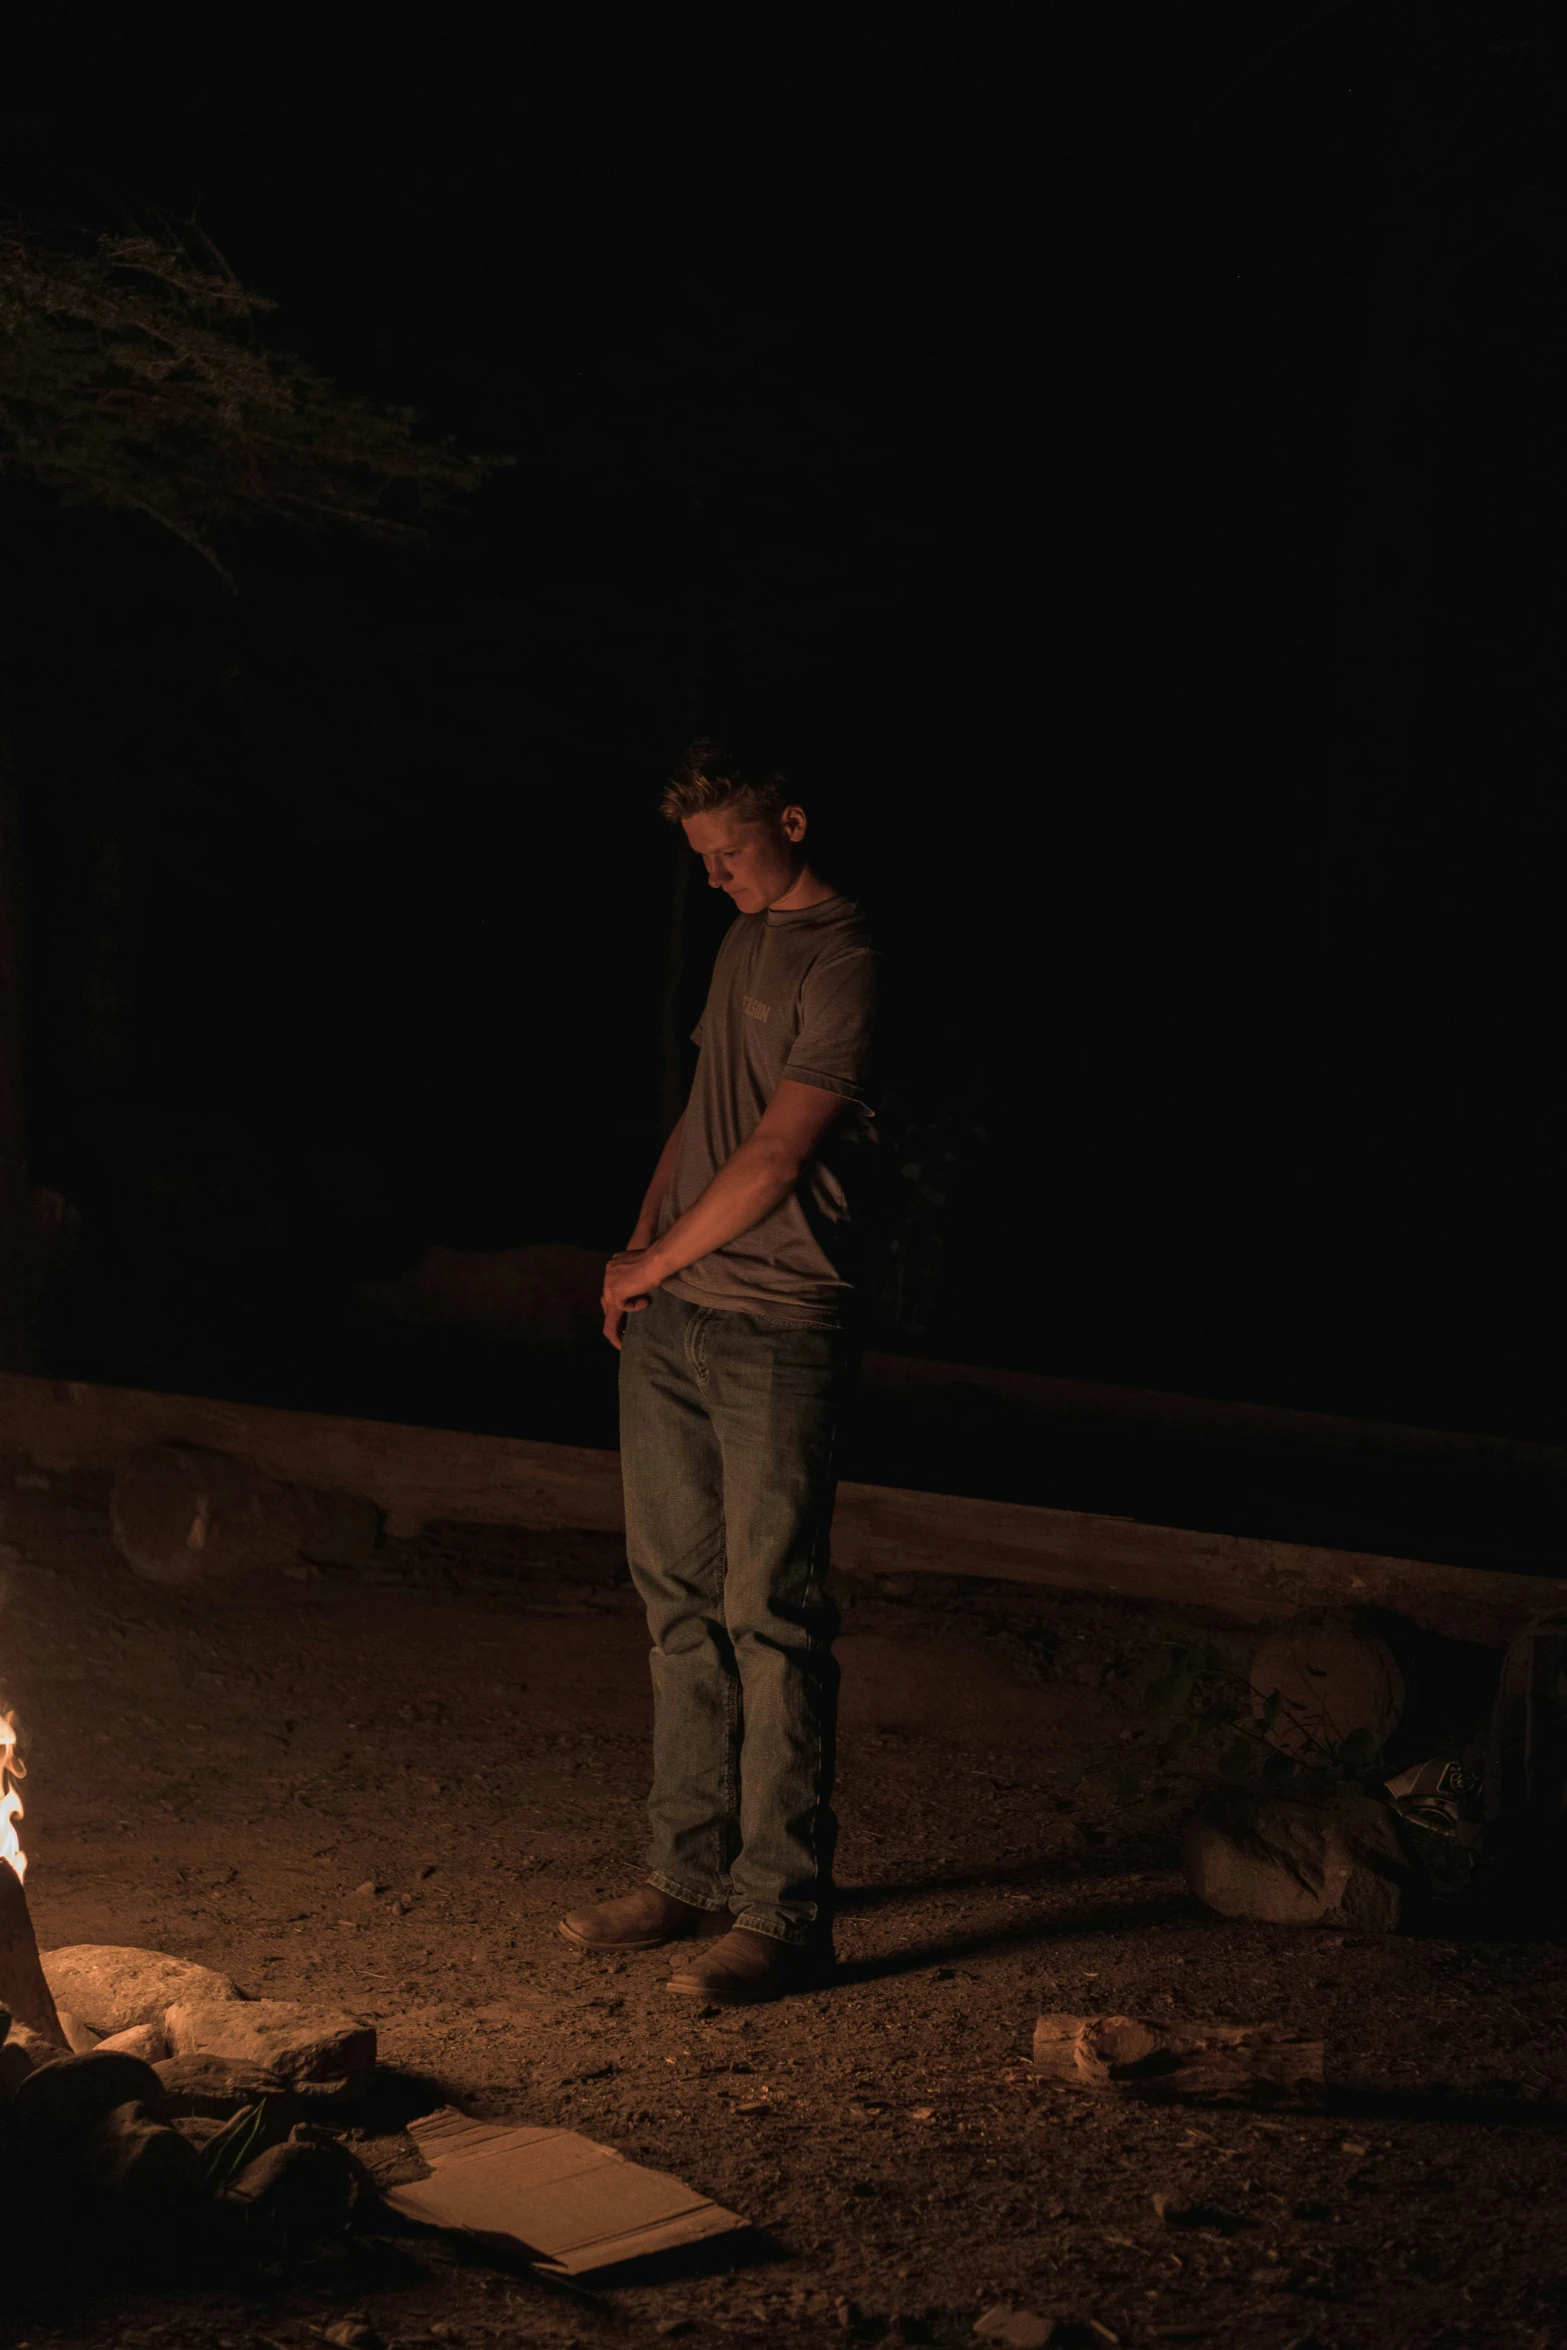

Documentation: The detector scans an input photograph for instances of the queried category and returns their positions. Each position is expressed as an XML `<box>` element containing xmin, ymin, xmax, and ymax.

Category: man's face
<box><xmin>681</xmin><ymin>805</ymin><xmax>806</xmax><ymax>914</ymax></box>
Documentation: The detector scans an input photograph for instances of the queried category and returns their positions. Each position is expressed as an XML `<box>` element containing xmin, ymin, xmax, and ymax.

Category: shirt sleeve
<box><xmin>781</xmin><ymin>945</ymin><xmax>877</xmax><ymax>1103</ymax></box>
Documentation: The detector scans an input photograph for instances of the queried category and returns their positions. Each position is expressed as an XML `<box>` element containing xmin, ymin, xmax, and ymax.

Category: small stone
<box><xmin>322</xmin><ymin>2320</ymin><xmax>382</xmax><ymax>2349</ymax></box>
<box><xmin>95</xmin><ymin>2022</ymin><xmax>168</xmax><ymax>2062</ymax></box>
<box><xmin>1152</xmin><ymin>2192</ymin><xmax>1243</xmax><ymax>2233</ymax></box>
<box><xmin>353</xmin><ymin>1879</ymin><xmax>379</xmax><ymax>1899</ymax></box>
<box><xmin>42</xmin><ymin>1945</ymin><xmax>243</xmax><ymax>2034</ymax></box>
<box><xmin>973</xmin><ymin>2307</ymin><xmax>1055</xmax><ymax>2349</ymax></box>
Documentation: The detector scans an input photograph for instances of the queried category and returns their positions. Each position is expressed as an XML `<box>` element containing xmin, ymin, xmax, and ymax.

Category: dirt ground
<box><xmin>4</xmin><ymin>1465</ymin><xmax>1567</xmax><ymax>2350</ymax></box>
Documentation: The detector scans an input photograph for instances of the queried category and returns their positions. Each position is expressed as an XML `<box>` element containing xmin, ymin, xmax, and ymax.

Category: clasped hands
<box><xmin>601</xmin><ymin>1247</ymin><xmax>664</xmax><ymax>1349</ymax></box>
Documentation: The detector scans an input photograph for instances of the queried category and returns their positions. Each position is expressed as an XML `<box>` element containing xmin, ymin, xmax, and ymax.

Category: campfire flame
<box><xmin>1</xmin><ymin>1710</ymin><xmax>25</xmax><ymax>1883</ymax></box>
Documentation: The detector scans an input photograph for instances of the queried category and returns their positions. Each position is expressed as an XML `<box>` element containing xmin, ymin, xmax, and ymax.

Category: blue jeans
<box><xmin>619</xmin><ymin>1287</ymin><xmax>854</xmax><ymax>1946</ymax></box>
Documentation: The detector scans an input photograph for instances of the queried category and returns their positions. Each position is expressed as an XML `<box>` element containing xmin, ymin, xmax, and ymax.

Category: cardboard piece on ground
<box><xmin>385</xmin><ymin>2106</ymin><xmax>748</xmax><ymax>2275</ymax></box>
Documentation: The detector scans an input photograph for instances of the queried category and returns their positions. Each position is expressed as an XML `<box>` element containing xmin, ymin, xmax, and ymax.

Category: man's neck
<box><xmin>768</xmin><ymin>863</ymin><xmax>837</xmax><ymax>913</ymax></box>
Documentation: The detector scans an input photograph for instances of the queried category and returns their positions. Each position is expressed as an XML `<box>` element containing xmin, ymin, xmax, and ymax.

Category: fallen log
<box><xmin>0</xmin><ymin>1857</ymin><xmax>69</xmax><ymax>2048</ymax></box>
<box><xmin>1033</xmin><ymin>2011</ymin><xmax>1323</xmax><ymax>2107</ymax></box>
<box><xmin>3</xmin><ymin>1372</ymin><xmax>1564</xmax><ymax>1644</ymax></box>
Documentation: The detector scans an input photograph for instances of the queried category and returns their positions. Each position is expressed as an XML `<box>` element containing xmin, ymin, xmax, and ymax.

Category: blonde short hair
<box><xmin>659</xmin><ymin>737</ymin><xmax>790</xmax><ymax>826</ymax></box>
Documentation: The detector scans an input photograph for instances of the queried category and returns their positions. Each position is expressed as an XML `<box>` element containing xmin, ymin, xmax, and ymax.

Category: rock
<box><xmin>154</xmin><ymin>2050</ymin><xmax>296</xmax><ymax>2119</ymax></box>
<box><xmin>81</xmin><ymin>2097</ymin><xmax>206</xmax><ymax>2208</ymax></box>
<box><xmin>1183</xmin><ymin>1787</ymin><xmax>1415</xmax><ymax>1930</ymax></box>
<box><xmin>11</xmin><ymin>2049</ymin><xmax>168</xmax><ymax>2142</ymax></box>
<box><xmin>96</xmin><ymin>2022</ymin><xmax>169</xmax><ymax>2062</ymax></box>
<box><xmin>110</xmin><ymin>1444</ymin><xmax>379</xmax><ymax>1584</ymax></box>
<box><xmin>164</xmin><ymin>1999</ymin><xmax>376</xmax><ymax>2097</ymax></box>
<box><xmin>56</xmin><ymin>2007</ymin><xmax>102</xmax><ymax>2054</ymax></box>
<box><xmin>223</xmin><ymin>2135</ymin><xmax>360</xmax><ymax>2245</ymax></box>
<box><xmin>172</xmin><ymin>2111</ymin><xmax>231</xmax><ymax>2151</ymax></box>
<box><xmin>1250</xmin><ymin>1615</ymin><xmax>1404</xmax><ymax>1762</ymax></box>
<box><xmin>42</xmin><ymin>1945</ymin><xmax>242</xmax><ymax>2034</ymax></box>
<box><xmin>974</xmin><ymin>2307</ymin><xmax>1056</xmax><ymax>2349</ymax></box>
<box><xmin>1153</xmin><ymin>2190</ymin><xmax>1247</xmax><ymax>2232</ymax></box>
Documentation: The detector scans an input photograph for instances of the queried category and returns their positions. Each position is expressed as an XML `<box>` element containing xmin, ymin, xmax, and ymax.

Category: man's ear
<box><xmin>780</xmin><ymin>804</ymin><xmax>808</xmax><ymax>843</ymax></box>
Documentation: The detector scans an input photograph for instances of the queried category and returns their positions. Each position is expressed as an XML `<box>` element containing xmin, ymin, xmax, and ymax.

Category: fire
<box><xmin>1</xmin><ymin>1710</ymin><xmax>24</xmax><ymax>1883</ymax></box>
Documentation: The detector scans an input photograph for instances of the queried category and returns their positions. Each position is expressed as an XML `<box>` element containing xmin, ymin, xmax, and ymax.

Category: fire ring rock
<box><xmin>82</xmin><ymin>2096</ymin><xmax>207</xmax><ymax>2211</ymax></box>
<box><xmin>225</xmin><ymin>2136</ymin><xmax>363</xmax><ymax>2248</ymax></box>
<box><xmin>11</xmin><ymin>2048</ymin><xmax>170</xmax><ymax>2141</ymax></box>
<box><xmin>154</xmin><ymin>2051</ymin><xmax>299</xmax><ymax>2120</ymax></box>
<box><xmin>1183</xmin><ymin>1785</ymin><xmax>1416</xmax><ymax>1930</ymax></box>
<box><xmin>42</xmin><ymin>1945</ymin><xmax>243</xmax><ymax>2035</ymax></box>
<box><xmin>163</xmin><ymin>1999</ymin><xmax>376</xmax><ymax>2099</ymax></box>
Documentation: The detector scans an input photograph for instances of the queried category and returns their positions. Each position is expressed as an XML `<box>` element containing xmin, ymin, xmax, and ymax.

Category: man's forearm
<box><xmin>643</xmin><ymin>1133</ymin><xmax>800</xmax><ymax>1281</ymax></box>
<box><xmin>627</xmin><ymin>1112</ymin><xmax>686</xmax><ymax>1248</ymax></box>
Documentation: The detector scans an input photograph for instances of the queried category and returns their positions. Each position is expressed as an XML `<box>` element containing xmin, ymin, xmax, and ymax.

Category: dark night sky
<box><xmin>5</xmin><ymin>6</ymin><xmax>1564</xmax><ymax>1440</ymax></box>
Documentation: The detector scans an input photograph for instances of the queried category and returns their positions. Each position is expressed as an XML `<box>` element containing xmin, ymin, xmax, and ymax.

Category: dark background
<box><xmin>4</xmin><ymin>5</ymin><xmax>1564</xmax><ymax>1453</ymax></box>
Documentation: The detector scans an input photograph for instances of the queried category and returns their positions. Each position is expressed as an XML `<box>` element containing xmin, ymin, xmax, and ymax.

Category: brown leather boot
<box><xmin>664</xmin><ymin>1925</ymin><xmax>810</xmax><ymax>2003</ymax></box>
<box><xmin>558</xmin><ymin>1885</ymin><xmax>731</xmax><ymax>1952</ymax></box>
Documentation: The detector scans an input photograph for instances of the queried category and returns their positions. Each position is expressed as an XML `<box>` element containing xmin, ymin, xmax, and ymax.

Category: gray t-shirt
<box><xmin>658</xmin><ymin>894</ymin><xmax>877</xmax><ymax>1325</ymax></box>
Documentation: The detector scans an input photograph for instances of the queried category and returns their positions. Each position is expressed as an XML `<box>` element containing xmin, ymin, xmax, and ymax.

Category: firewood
<box><xmin>1032</xmin><ymin>2011</ymin><xmax>1323</xmax><ymax>2107</ymax></box>
<box><xmin>0</xmin><ymin>1856</ymin><xmax>69</xmax><ymax>2048</ymax></box>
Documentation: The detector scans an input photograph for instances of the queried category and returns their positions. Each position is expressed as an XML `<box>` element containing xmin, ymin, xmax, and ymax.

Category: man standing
<box><xmin>559</xmin><ymin>743</ymin><xmax>876</xmax><ymax>2002</ymax></box>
